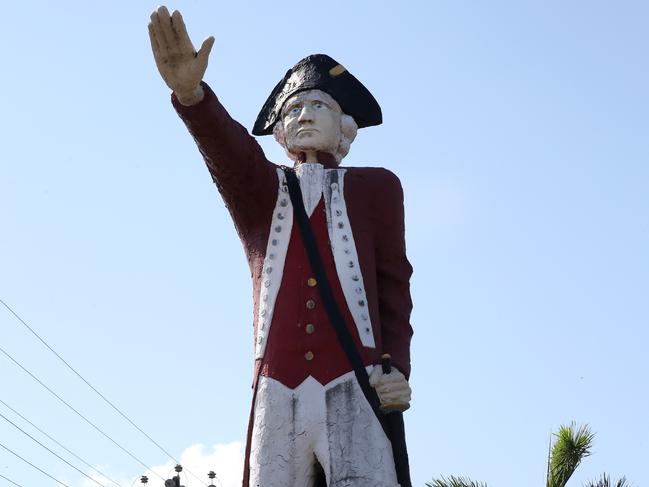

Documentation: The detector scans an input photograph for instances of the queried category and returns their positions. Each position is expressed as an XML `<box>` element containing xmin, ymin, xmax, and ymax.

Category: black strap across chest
<box><xmin>282</xmin><ymin>167</ymin><xmax>388</xmax><ymax>434</ymax></box>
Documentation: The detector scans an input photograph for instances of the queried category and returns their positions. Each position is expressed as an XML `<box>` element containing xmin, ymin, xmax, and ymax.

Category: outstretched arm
<box><xmin>147</xmin><ymin>7</ymin><xmax>278</xmax><ymax>241</ymax></box>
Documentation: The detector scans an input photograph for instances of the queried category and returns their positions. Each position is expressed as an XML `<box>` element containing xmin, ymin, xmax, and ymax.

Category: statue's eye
<box><xmin>314</xmin><ymin>102</ymin><xmax>324</xmax><ymax>109</ymax></box>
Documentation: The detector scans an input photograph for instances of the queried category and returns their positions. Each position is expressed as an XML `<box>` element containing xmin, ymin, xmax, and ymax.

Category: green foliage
<box><xmin>427</xmin><ymin>422</ymin><xmax>633</xmax><ymax>487</ymax></box>
<box><xmin>546</xmin><ymin>422</ymin><xmax>595</xmax><ymax>487</ymax></box>
<box><xmin>425</xmin><ymin>476</ymin><xmax>489</xmax><ymax>487</ymax></box>
<box><xmin>584</xmin><ymin>473</ymin><xmax>631</xmax><ymax>487</ymax></box>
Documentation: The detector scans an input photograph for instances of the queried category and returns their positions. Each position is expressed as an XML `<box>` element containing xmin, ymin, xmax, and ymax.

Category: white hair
<box><xmin>273</xmin><ymin>112</ymin><xmax>358</xmax><ymax>164</ymax></box>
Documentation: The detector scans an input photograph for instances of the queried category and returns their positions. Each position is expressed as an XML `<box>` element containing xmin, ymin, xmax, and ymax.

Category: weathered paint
<box><xmin>249</xmin><ymin>371</ymin><xmax>398</xmax><ymax>487</ymax></box>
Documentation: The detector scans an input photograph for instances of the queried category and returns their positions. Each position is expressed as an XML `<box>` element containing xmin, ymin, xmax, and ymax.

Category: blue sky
<box><xmin>1</xmin><ymin>1</ymin><xmax>647</xmax><ymax>486</ymax></box>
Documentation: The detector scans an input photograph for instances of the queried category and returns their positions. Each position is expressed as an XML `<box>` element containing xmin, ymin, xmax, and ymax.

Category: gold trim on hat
<box><xmin>329</xmin><ymin>64</ymin><xmax>347</xmax><ymax>77</ymax></box>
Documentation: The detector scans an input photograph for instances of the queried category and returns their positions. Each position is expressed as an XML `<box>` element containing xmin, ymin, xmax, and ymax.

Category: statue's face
<box><xmin>281</xmin><ymin>89</ymin><xmax>342</xmax><ymax>156</ymax></box>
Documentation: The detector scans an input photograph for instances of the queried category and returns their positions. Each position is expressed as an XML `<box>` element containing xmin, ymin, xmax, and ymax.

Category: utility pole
<box><xmin>136</xmin><ymin>464</ymin><xmax>219</xmax><ymax>486</ymax></box>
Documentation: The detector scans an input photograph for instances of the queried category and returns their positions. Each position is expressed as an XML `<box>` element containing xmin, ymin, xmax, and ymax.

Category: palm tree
<box><xmin>426</xmin><ymin>422</ymin><xmax>596</xmax><ymax>487</ymax></box>
<box><xmin>546</xmin><ymin>422</ymin><xmax>595</xmax><ymax>487</ymax></box>
<box><xmin>584</xmin><ymin>474</ymin><xmax>631</xmax><ymax>487</ymax></box>
<box><xmin>426</xmin><ymin>422</ymin><xmax>634</xmax><ymax>487</ymax></box>
<box><xmin>425</xmin><ymin>476</ymin><xmax>488</xmax><ymax>487</ymax></box>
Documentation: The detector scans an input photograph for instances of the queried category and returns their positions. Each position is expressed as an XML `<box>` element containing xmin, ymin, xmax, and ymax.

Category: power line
<box><xmin>0</xmin><ymin>411</ymin><xmax>105</xmax><ymax>487</ymax></box>
<box><xmin>0</xmin><ymin>299</ymin><xmax>177</xmax><ymax>458</ymax></box>
<box><xmin>0</xmin><ymin>473</ymin><xmax>23</xmax><ymax>487</ymax></box>
<box><xmin>0</xmin><ymin>397</ymin><xmax>122</xmax><ymax>487</ymax></box>
<box><xmin>0</xmin><ymin>345</ymin><xmax>164</xmax><ymax>482</ymax></box>
<box><xmin>0</xmin><ymin>440</ymin><xmax>70</xmax><ymax>487</ymax></box>
<box><xmin>0</xmin><ymin>298</ymin><xmax>209</xmax><ymax>487</ymax></box>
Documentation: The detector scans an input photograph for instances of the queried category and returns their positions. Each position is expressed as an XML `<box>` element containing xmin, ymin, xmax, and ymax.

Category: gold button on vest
<box><xmin>305</xmin><ymin>351</ymin><xmax>314</xmax><ymax>361</ymax></box>
<box><xmin>307</xmin><ymin>277</ymin><xmax>317</xmax><ymax>287</ymax></box>
<box><xmin>306</xmin><ymin>299</ymin><xmax>316</xmax><ymax>310</ymax></box>
<box><xmin>305</xmin><ymin>323</ymin><xmax>315</xmax><ymax>334</ymax></box>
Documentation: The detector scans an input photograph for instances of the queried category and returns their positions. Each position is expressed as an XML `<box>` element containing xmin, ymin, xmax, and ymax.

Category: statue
<box><xmin>148</xmin><ymin>7</ymin><xmax>414</xmax><ymax>487</ymax></box>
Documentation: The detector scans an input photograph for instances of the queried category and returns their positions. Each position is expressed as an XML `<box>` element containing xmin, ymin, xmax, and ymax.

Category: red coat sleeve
<box><xmin>375</xmin><ymin>170</ymin><xmax>414</xmax><ymax>379</ymax></box>
<box><xmin>171</xmin><ymin>82</ymin><xmax>278</xmax><ymax>241</ymax></box>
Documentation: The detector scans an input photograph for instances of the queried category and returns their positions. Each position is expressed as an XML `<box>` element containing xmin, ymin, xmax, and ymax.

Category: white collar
<box><xmin>295</xmin><ymin>163</ymin><xmax>324</xmax><ymax>217</ymax></box>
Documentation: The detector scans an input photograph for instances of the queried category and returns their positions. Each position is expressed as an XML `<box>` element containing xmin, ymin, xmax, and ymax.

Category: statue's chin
<box><xmin>288</xmin><ymin>140</ymin><xmax>319</xmax><ymax>151</ymax></box>
<box><xmin>287</xmin><ymin>144</ymin><xmax>336</xmax><ymax>157</ymax></box>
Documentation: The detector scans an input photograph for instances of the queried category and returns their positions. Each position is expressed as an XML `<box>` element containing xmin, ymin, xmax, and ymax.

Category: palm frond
<box><xmin>426</xmin><ymin>475</ymin><xmax>489</xmax><ymax>487</ymax></box>
<box><xmin>547</xmin><ymin>422</ymin><xmax>595</xmax><ymax>487</ymax></box>
<box><xmin>583</xmin><ymin>473</ymin><xmax>631</xmax><ymax>487</ymax></box>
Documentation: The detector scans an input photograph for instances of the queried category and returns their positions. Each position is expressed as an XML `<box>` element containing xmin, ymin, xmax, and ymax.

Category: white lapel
<box><xmin>323</xmin><ymin>169</ymin><xmax>376</xmax><ymax>348</ymax></box>
<box><xmin>254</xmin><ymin>168</ymin><xmax>293</xmax><ymax>359</ymax></box>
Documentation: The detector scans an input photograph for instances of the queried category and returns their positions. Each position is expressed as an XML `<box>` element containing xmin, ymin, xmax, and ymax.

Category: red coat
<box><xmin>172</xmin><ymin>82</ymin><xmax>413</xmax><ymax>486</ymax></box>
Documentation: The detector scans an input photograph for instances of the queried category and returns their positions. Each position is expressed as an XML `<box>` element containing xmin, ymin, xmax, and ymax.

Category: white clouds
<box><xmin>80</xmin><ymin>442</ymin><xmax>243</xmax><ymax>487</ymax></box>
<box><xmin>146</xmin><ymin>442</ymin><xmax>244</xmax><ymax>487</ymax></box>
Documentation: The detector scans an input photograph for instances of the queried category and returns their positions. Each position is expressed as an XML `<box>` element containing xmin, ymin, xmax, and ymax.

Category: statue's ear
<box><xmin>336</xmin><ymin>114</ymin><xmax>359</xmax><ymax>163</ymax></box>
<box><xmin>341</xmin><ymin>114</ymin><xmax>358</xmax><ymax>144</ymax></box>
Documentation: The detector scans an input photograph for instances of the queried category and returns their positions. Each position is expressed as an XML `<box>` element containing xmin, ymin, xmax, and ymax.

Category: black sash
<box><xmin>282</xmin><ymin>167</ymin><xmax>411</xmax><ymax>487</ymax></box>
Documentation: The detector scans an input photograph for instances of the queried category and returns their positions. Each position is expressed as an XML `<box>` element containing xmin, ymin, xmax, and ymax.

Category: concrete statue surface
<box><xmin>149</xmin><ymin>6</ymin><xmax>414</xmax><ymax>486</ymax></box>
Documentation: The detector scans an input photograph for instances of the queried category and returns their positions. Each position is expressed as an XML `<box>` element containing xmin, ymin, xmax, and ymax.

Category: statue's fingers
<box><xmin>196</xmin><ymin>36</ymin><xmax>215</xmax><ymax>65</ymax></box>
<box><xmin>150</xmin><ymin>11</ymin><xmax>170</xmax><ymax>54</ymax></box>
<box><xmin>380</xmin><ymin>392</ymin><xmax>403</xmax><ymax>403</ymax></box>
<box><xmin>381</xmin><ymin>378</ymin><xmax>409</xmax><ymax>389</ymax></box>
<box><xmin>149</xmin><ymin>21</ymin><xmax>173</xmax><ymax>78</ymax></box>
<box><xmin>387</xmin><ymin>387</ymin><xmax>411</xmax><ymax>400</ymax></box>
<box><xmin>389</xmin><ymin>382</ymin><xmax>409</xmax><ymax>393</ymax></box>
<box><xmin>155</xmin><ymin>5</ymin><xmax>172</xmax><ymax>22</ymax></box>
<box><xmin>378</xmin><ymin>376</ymin><xmax>403</xmax><ymax>388</ymax></box>
<box><xmin>381</xmin><ymin>389</ymin><xmax>411</xmax><ymax>404</ymax></box>
<box><xmin>153</xmin><ymin>6</ymin><xmax>178</xmax><ymax>54</ymax></box>
<box><xmin>171</xmin><ymin>10</ymin><xmax>195</xmax><ymax>54</ymax></box>
<box><xmin>380</xmin><ymin>373</ymin><xmax>398</xmax><ymax>382</ymax></box>
<box><xmin>377</xmin><ymin>382</ymin><xmax>410</xmax><ymax>397</ymax></box>
<box><xmin>148</xmin><ymin>22</ymin><xmax>163</xmax><ymax>59</ymax></box>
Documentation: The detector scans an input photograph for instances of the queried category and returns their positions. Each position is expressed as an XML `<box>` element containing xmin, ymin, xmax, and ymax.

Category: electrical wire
<box><xmin>0</xmin><ymin>411</ymin><xmax>105</xmax><ymax>487</ymax></box>
<box><xmin>188</xmin><ymin>466</ymin><xmax>213</xmax><ymax>487</ymax></box>
<box><xmin>0</xmin><ymin>398</ymin><xmax>122</xmax><ymax>487</ymax></box>
<box><xmin>0</xmin><ymin>473</ymin><xmax>23</xmax><ymax>487</ymax></box>
<box><xmin>0</xmin><ymin>440</ymin><xmax>70</xmax><ymax>487</ymax></box>
<box><xmin>0</xmin><ymin>298</ymin><xmax>208</xmax><ymax>487</ymax></box>
<box><xmin>186</xmin><ymin>462</ymin><xmax>216</xmax><ymax>487</ymax></box>
<box><xmin>0</xmin><ymin>345</ymin><xmax>164</xmax><ymax>482</ymax></box>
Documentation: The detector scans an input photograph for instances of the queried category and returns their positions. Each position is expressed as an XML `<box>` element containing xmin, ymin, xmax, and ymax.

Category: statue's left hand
<box><xmin>369</xmin><ymin>366</ymin><xmax>412</xmax><ymax>412</ymax></box>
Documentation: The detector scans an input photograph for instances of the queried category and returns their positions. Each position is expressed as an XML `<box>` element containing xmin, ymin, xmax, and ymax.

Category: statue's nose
<box><xmin>298</xmin><ymin>106</ymin><xmax>314</xmax><ymax>122</ymax></box>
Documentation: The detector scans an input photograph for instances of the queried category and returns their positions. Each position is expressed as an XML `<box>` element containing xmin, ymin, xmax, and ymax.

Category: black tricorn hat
<box><xmin>252</xmin><ymin>54</ymin><xmax>382</xmax><ymax>136</ymax></box>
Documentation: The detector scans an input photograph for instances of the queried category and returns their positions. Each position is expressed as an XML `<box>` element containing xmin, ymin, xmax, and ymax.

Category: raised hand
<box><xmin>148</xmin><ymin>6</ymin><xmax>215</xmax><ymax>105</ymax></box>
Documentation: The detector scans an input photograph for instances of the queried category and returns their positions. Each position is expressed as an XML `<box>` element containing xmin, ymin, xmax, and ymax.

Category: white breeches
<box><xmin>249</xmin><ymin>369</ymin><xmax>398</xmax><ymax>487</ymax></box>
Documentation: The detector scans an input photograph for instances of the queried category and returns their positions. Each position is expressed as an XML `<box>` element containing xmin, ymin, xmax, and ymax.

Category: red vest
<box><xmin>260</xmin><ymin>199</ymin><xmax>372</xmax><ymax>388</ymax></box>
